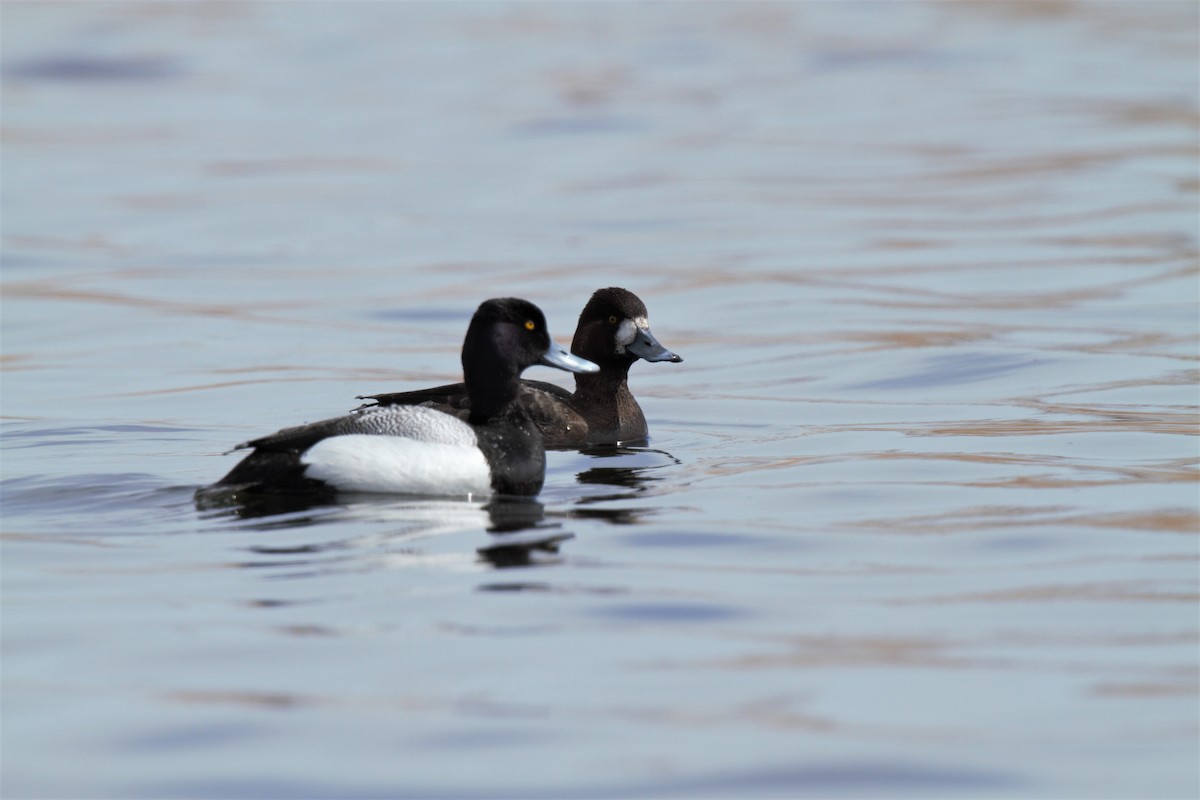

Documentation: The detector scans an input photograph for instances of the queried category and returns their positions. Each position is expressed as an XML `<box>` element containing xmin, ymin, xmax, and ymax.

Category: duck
<box><xmin>357</xmin><ymin>287</ymin><xmax>682</xmax><ymax>447</ymax></box>
<box><xmin>205</xmin><ymin>298</ymin><xmax>599</xmax><ymax>498</ymax></box>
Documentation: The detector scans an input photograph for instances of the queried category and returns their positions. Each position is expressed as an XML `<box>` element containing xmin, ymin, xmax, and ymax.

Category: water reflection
<box><xmin>196</xmin><ymin>487</ymin><xmax>568</xmax><ymax>571</ymax></box>
<box><xmin>5</xmin><ymin>54</ymin><xmax>185</xmax><ymax>82</ymax></box>
<box><xmin>5</xmin><ymin>1</ymin><xmax>1196</xmax><ymax>796</ymax></box>
<box><xmin>194</xmin><ymin>483</ymin><xmax>339</xmax><ymax>522</ymax></box>
<box><xmin>476</xmin><ymin>529</ymin><xmax>573</xmax><ymax>569</ymax></box>
<box><xmin>575</xmin><ymin>445</ymin><xmax>677</xmax><ymax>491</ymax></box>
<box><xmin>567</xmin><ymin>446</ymin><xmax>681</xmax><ymax>525</ymax></box>
<box><xmin>477</xmin><ymin>496</ymin><xmax>573</xmax><ymax>568</ymax></box>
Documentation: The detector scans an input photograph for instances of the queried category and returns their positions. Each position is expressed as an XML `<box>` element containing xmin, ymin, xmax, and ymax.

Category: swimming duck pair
<box><xmin>209</xmin><ymin>288</ymin><xmax>681</xmax><ymax>499</ymax></box>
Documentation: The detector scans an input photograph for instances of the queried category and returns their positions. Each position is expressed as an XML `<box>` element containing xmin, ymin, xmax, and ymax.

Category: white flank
<box><xmin>302</xmin><ymin>434</ymin><xmax>492</xmax><ymax>497</ymax></box>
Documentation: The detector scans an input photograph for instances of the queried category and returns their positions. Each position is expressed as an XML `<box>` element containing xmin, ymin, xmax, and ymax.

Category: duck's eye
<box><xmin>608</xmin><ymin>315</ymin><xmax>619</xmax><ymax>324</ymax></box>
<box><xmin>524</xmin><ymin>320</ymin><xmax>536</xmax><ymax>331</ymax></box>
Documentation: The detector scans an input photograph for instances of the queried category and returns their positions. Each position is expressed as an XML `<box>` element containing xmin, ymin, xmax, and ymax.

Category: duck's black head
<box><xmin>462</xmin><ymin>297</ymin><xmax>597</xmax><ymax>420</ymax></box>
<box><xmin>572</xmin><ymin>287</ymin><xmax>683</xmax><ymax>372</ymax></box>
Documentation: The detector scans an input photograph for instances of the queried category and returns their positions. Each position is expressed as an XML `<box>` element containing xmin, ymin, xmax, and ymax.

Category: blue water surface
<box><xmin>2</xmin><ymin>3</ymin><xmax>1197</xmax><ymax>799</ymax></box>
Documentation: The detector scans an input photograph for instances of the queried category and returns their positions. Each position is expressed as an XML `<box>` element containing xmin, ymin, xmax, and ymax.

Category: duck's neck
<box><xmin>465</xmin><ymin>358</ymin><xmax>522</xmax><ymax>424</ymax></box>
<box><xmin>573</xmin><ymin>364</ymin><xmax>631</xmax><ymax>404</ymax></box>
<box><xmin>573</xmin><ymin>363</ymin><xmax>640</xmax><ymax>439</ymax></box>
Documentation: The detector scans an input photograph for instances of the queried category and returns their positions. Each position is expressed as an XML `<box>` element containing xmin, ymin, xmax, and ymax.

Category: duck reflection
<box><xmin>575</xmin><ymin>445</ymin><xmax>680</xmax><ymax>492</ymax></box>
<box><xmin>568</xmin><ymin>446</ymin><xmax>680</xmax><ymax>525</ymax></box>
<box><xmin>194</xmin><ymin>484</ymin><xmax>340</xmax><ymax>524</ymax></box>
<box><xmin>195</xmin><ymin>488</ymin><xmax>570</xmax><ymax>569</ymax></box>
<box><xmin>476</xmin><ymin>496</ymin><xmax>573</xmax><ymax>568</ymax></box>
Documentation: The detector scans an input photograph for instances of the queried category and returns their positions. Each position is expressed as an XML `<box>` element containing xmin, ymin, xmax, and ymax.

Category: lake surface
<box><xmin>2</xmin><ymin>2</ymin><xmax>1197</xmax><ymax>798</ymax></box>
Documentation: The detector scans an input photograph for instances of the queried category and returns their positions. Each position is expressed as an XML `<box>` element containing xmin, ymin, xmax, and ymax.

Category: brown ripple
<box><xmin>643</xmin><ymin>259</ymin><xmax>1194</xmax><ymax>310</ymax></box>
<box><xmin>115</xmin><ymin>194</ymin><xmax>203</xmax><ymax>210</ymax></box>
<box><xmin>842</xmin><ymin>329</ymin><xmax>994</xmax><ymax>350</ymax></box>
<box><xmin>846</xmin><ymin>265</ymin><xmax>1193</xmax><ymax>312</ymax></box>
<box><xmin>165</xmin><ymin>690</ymin><xmax>309</xmax><ymax>709</ymax></box>
<box><xmin>665</xmin><ymin>629</ymin><xmax>1200</xmax><ymax>688</ymax></box>
<box><xmin>1065</xmin><ymin>510</ymin><xmax>1198</xmax><ymax>533</ymax></box>
<box><xmin>0</xmin><ymin>354</ymin><xmax>37</xmax><ymax>371</ymax></box>
<box><xmin>1</xmin><ymin>125</ymin><xmax>176</xmax><ymax>146</ymax></box>
<box><xmin>852</xmin><ymin>506</ymin><xmax>1197</xmax><ymax>535</ymax></box>
<box><xmin>864</xmin><ymin>451</ymin><xmax>1196</xmax><ymax>489</ymax></box>
<box><xmin>962</xmin><ymin>476</ymin><xmax>1193</xmax><ymax>490</ymax></box>
<box><xmin>1020</xmin><ymin>398</ymin><xmax>1200</xmax><ymax>420</ymax></box>
<box><xmin>706</xmin><ymin>635</ymin><xmax>991</xmax><ymax>671</ymax></box>
<box><xmin>896</xmin><ymin>582</ymin><xmax>1198</xmax><ymax>605</ymax></box>
<box><xmin>700</xmin><ymin>450</ymin><xmax>1196</xmax><ymax>492</ymax></box>
<box><xmin>618</xmin><ymin>700</ymin><xmax>838</xmax><ymax>734</ymax></box>
<box><xmin>4</xmin><ymin>233</ymin><xmax>136</xmax><ymax>255</ymax></box>
<box><xmin>906</xmin><ymin>412</ymin><xmax>1196</xmax><ymax>437</ymax></box>
<box><xmin>934</xmin><ymin>145</ymin><xmax>1196</xmax><ymax>181</ymax></box>
<box><xmin>3</xmin><ymin>281</ymin><xmax>298</xmax><ymax>320</ymax></box>
<box><xmin>206</xmin><ymin>156</ymin><xmax>401</xmax><ymax>177</ymax></box>
<box><xmin>1091</xmin><ymin>680</ymin><xmax>1199</xmax><ymax>698</ymax></box>
<box><xmin>0</xmin><ymin>531</ymin><xmax>119</xmax><ymax>548</ymax></box>
<box><xmin>991</xmin><ymin>630</ymin><xmax>1200</xmax><ymax>648</ymax></box>
<box><xmin>107</xmin><ymin>366</ymin><xmax>448</xmax><ymax>398</ymax></box>
<box><xmin>924</xmin><ymin>418</ymin><xmax>1195</xmax><ymax>437</ymax></box>
<box><xmin>1037</xmin><ymin>371</ymin><xmax>1199</xmax><ymax>397</ymax></box>
<box><xmin>2</xmin><ymin>279</ymin><xmax>428</xmax><ymax>335</ymax></box>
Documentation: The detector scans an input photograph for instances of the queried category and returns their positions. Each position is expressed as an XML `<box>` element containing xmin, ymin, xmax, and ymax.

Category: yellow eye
<box><xmin>608</xmin><ymin>315</ymin><xmax>618</xmax><ymax>324</ymax></box>
<box><xmin>524</xmin><ymin>320</ymin><xmax>535</xmax><ymax>331</ymax></box>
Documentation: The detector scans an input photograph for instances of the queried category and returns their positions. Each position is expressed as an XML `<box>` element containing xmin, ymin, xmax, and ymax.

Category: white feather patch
<box><xmin>302</xmin><ymin>434</ymin><xmax>492</xmax><ymax>497</ymax></box>
<box><xmin>348</xmin><ymin>405</ymin><xmax>479</xmax><ymax>445</ymax></box>
<box><xmin>615</xmin><ymin>317</ymin><xmax>644</xmax><ymax>351</ymax></box>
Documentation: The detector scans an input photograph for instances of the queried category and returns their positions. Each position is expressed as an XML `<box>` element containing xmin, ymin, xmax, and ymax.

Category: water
<box><xmin>2</xmin><ymin>3</ymin><xmax>1197</xmax><ymax>798</ymax></box>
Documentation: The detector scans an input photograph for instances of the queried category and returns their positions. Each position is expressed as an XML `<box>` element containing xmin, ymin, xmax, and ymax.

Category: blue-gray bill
<box><xmin>542</xmin><ymin>341</ymin><xmax>600</xmax><ymax>373</ymax></box>
<box><xmin>628</xmin><ymin>327</ymin><xmax>683</xmax><ymax>363</ymax></box>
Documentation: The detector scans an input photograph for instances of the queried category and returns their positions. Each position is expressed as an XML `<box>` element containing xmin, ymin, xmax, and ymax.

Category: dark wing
<box><xmin>238</xmin><ymin>416</ymin><xmax>354</xmax><ymax>453</ymax></box>
<box><xmin>519</xmin><ymin>381</ymin><xmax>589</xmax><ymax>449</ymax></box>
<box><xmin>212</xmin><ymin>417</ymin><xmax>350</xmax><ymax>494</ymax></box>
<box><xmin>520</xmin><ymin>380</ymin><xmax>573</xmax><ymax>404</ymax></box>
<box><xmin>355</xmin><ymin>381</ymin><xmax>471</xmax><ymax>420</ymax></box>
<box><xmin>357</xmin><ymin>379</ymin><xmax>588</xmax><ymax>448</ymax></box>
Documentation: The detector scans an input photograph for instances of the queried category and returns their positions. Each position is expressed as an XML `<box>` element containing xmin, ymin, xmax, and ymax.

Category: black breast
<box><xmin>473</xmin><ymin>411</ymin><xmax>547</xmax><ymax>495</ymax></box>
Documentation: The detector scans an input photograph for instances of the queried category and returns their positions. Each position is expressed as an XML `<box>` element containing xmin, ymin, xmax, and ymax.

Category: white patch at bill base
<box><xmin>615</xmin><ymin>316</ymin><xmax>648</xmax><ymax>352</ymax></box>
<box><xmin>302</xmin><ymin>434</ymin><xmax>492</xmax><ymax>497</ymax></box>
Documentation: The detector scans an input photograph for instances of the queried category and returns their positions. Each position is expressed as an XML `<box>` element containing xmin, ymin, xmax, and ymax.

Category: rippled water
<box><xmin>2</xmin><ymin>3</ymin><xmax>1197</xmax><ymax>798</ymax></box>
